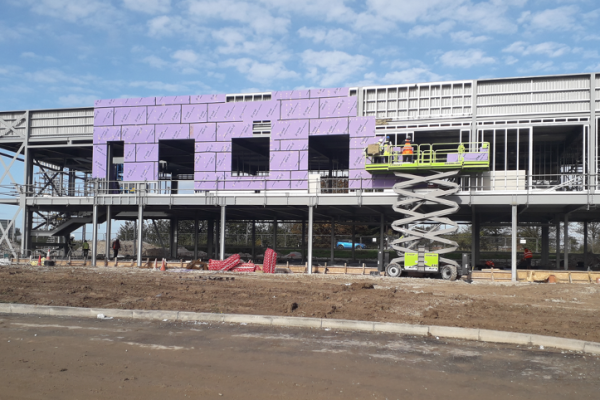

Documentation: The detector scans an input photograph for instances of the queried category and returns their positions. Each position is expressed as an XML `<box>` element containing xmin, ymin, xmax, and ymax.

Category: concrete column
<box><xmin>471</xmin><ymin>208</ymin><xmax>480</xmax><ymax>267</ymax></box>
<box><xmin>308</xmin><ymin>206</ymin><xmax>313</xmax><ymax>274</ymax></box>
<box><xmin>92</xmin><ymin>204</ymin><xmax>98</xmax><ymax>267</ymax></box>
<box><xmin>378</xmin><ymin>213</ymin><xmax>385</xmax><ymax>271</ymax></box>
<box><xmin>564</xmin><ymin>214</ymin><xmax>569</xmax><ymax>270</ymax></box>
<box><xmin>511</xmin><ymin>205</ymin><xmax>517</xmax><ymax>282</ymax></box>
<box><xmin>169</xmin><ymin>219</ymin><xmax>178</xmax><ymax>259</ymax></box>
<box><xmin>584</xmin><ymin>221</ymin><xmax>588</xmax><ymax>266</ymax></box>
<box><xmin>220</xmin><ymin>205</ymin><xmax>226</xmax><ymax>260</ymax></box>
<box><xmin>105</xmin><ymin>205</ymin><xmax>111</xmax><ymax>260</ymax></box>
<box><xmin>251</xmin><ymin>220</ymin><xmax>256</xmax><ymax>261</ymax></box>
<box><xmin>193</xmin><ymin>216</ymin><xmax>199</xmax><ymax>260</ymax></box>
<box><xmin>555</xmin><ymin>216</ymin><xmax>561</xmax><ymax>269</ymax></box>
<box><xmin>301</xmin><ymin>219</ymin><xmax>306</xmax><ymax>264</ymax></box>
<box><xmin>351</xmin><ymin>220</ymin><xmax>356</xmax><ymax>261</ymax></box>
<box><xmin>541</xmin><ymin>224</ymin><xmax>550</xmax><ymax>267</ymax></box>
<box><xmin>207</xmin><ymin>219</ymin><xmax>214</xmax><ymax>259</ymax></box>
<box><xmin>137</xmin><ymin>203</ymin><xmax>143</xmax><ymax>267</ymax></box>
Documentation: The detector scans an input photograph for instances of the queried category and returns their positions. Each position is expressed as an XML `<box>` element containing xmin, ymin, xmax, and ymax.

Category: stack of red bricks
<box><xmin>263</xmin><ymin>248</ymin><xmax>277</xmax><ymax>274</ymax></box>
<box><xmin>208</xmin><ymin>254</ymin><xmax>257</xmax><ymax>272</ymax></box>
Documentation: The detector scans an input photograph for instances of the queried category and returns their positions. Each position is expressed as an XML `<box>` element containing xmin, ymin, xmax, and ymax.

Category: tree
<box><xmin>575</xmin><ymin>222</ymin><xmax>600</xmax><ymax>254</ymax></box>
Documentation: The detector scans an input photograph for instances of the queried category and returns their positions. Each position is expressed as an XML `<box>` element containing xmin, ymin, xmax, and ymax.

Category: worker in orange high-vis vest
<box><xmin>402</xmin><ymin>137</ymin><xmax>414</xmax><ymax>163</ymax></box>
<box><xmin>522</xmin><ymin>247</ymin><xmax>533</xmax><ymax>267</ymax></box>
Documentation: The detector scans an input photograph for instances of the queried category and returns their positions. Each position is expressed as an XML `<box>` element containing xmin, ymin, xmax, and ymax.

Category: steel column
<box><xmin>378</xmin><ymin>213</ymin><xmax>384</xmax><ymax>271</ymax></box>
<box><xmin>220</xmin><ymin>206</ymin><xmax>226</xmax><ymax>260</ymax></box>
<box><xmin>330</xmin><ymin>219</ymin><xmax>335</xmax><ymax>266</ymax></box>
<box><xmin>301</xmin><ymin>219</ymin><xmax>306</xmax><ymax>263</ymax></box>
<box><xmin>583</xmin><ymin>221</ymin><xmax>588</xmax><ymax>266</ymax></box>
<box><xmin>564</xmin><ymin>214</ymin><xmax>569</xmax><ymax>270</ymax></box>
<box><xmin>555</xmin><ymin>216</ymin><xmax>561</xmax><ymax>269</ymax></box>
<box><xmin>105</xmin><ymin>205</ymin><xmax>111</xmax><ymax>260</ymax></box>
<box><xmin>207</xmin><ymin>219</ymin><xmax>214</xmax><ymax>259</ymax></box>
<box><xmin>471</xmin><ymin>207</ymin><xmax>480</xmax><ymax>268</ymax></box>
<box><xmin>137</xmin><ymin>203</ymin><xmax>143</xmax><ymax>267</ymax></box>
<box><xmin>194</xmin><ymin>216</ymin><xmax>199</xmax><ymax>260</ymax></box>
<box><xmin>91</xmin><ymin>204</ymin><xmax>98</xmax><ymax>267</ymax></box>
<box><xmin>351</xmin><ymin>220</ymin><xmax>356</xmax><ymax>261</ymax></box>
<box><xmin>252</xmin><ymin>220</ymin><xmax>256</xmax><ymax>261</ymax></box>
<box><xmin>541</xmin><ymin>225</ymin><xmax>550</xmax><ymax>267</ymax></box>
<box><xmin>273</xmin><ymin>217</ymin><xmax>278</xmax><ymax>251</ymax></box>
<box><xmin>511</xmin><ymin>204</ymin><xmax>517</xmax><ymax>282</ymax></box>
<box><xmin>308</xmin><ymin>206</ymin><xmax>313</xmax><ymax>274</ymax></box>
<box><xmin>169</xmin><ymin>219</ymin><xmax>177</xmax><ymax>259</ymax></box>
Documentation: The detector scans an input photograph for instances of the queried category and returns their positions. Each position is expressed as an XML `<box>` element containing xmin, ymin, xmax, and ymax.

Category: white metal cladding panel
<box><xmin>478</xmin><ymin>101</ymin><xmax>590</xmax><ymax>116</ymax></box>
<box><xmin>596</xmin><ymin>74</ymin><xmax>600</xmax><ymax>87</ymax></box>
<box><xmin>30</xmin><ymin>125</ymin><xmax>93</xmax><ymax>136</ymax></box>
<box><xmin>532</xmin><ymin>76</ymin><xmax>589</xmax><ymax>91</ymax></box>
<box><xmin>31</xmin><ymin>109</ymin><xmax>93</xmax><ymax>119</ymax></box>
<box><xmin>478</xmin><ymin>76</ymin><xmax>590</xmax><ymax>95</ymax></box>
<box><xmin>478</xmin><ymin>79</ymin><xmax>531</xmax><ymax>94</ymax></box>
<box><xmin>30</xmin><ymin>117</ymin><xmax>93</xmax><ymax>127</ymax></box>
<box><xmin>477</xmin><ymin>90</ymin><xmax>590</xmax><ymax>105</ymax></box>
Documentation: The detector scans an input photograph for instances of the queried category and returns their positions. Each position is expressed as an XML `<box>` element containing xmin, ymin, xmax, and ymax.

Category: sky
<box><xmin>0</xmin><ymin>0</ymin><xmax>600</xmax><ymax>112</ymax></box>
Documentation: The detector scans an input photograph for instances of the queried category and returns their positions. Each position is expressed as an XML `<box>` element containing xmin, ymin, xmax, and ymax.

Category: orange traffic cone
<box><xmin>47</xmin><ymin>249</ymin><xmax>51</xmax><ymax>261</ymax></box>
<box><xmin>160</xmin><ymin>258</ymin><xmax>166</xmax><ymax>271</ymax></box>
<box><xmin>37</xmin><ymin>254</ymin><xmax>42</xmax><ymax>266</ymax></box>
<box><xmin>153</xmin><ymin>259</ymin><xmax>158</xmax><ymax>271</ymax></box>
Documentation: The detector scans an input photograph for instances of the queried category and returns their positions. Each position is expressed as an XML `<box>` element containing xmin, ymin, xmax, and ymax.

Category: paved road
<box><xmin>0</xmin><ymin>313</ymin><xmax>598</xmax><ymax>399</ymax></box>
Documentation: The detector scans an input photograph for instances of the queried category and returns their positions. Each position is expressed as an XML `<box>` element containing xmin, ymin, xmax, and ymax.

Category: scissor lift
<box><xmin>365</xmin><ymin>142</ymin><xmax>490</xmax><ymax>280</ymax></box>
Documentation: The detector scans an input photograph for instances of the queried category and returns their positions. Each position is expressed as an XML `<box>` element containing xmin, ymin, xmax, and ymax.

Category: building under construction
<box><xmin>1</xmin><ymin>72</ymin><xmax>599</xmax><ymax>280</ymax></box>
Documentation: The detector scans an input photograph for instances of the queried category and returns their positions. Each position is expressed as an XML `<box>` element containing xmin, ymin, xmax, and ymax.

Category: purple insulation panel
<box><xmin>215</xmin><ymin>152</ymin><xmax>231</xmax><ymax>171</ymax></box>
<box><xmin>182</xmin><ymin>104</ymin><xmax>208</xmax><ymax>123</ymax></box>
<box><xmin>238</xmin><ymin>101</ymin><xmax>280</xmax><ymax>121</ymax></box>
<box><xmin>271</xmin><ymin>120</ymin><xmax>309</xmax><ymax>139</ymax></box>
<box><xmin>156</xmin><ymin>96</ymin><xmax>190</xmax><ymax>105</ymax></box>
<box><xmin>147</xmin><ymin>105</ymin><xmax>181</xmax><ymax>124</ymax></box>
<box><xmin>93</xmin><ymin>126</ymin><xmax>121</xmax><ymax>144</ymax></box>
<box><xmin>195</xmin><ymin>141</ymin><xmax>230</xmax><ymax>153</ymax></box>
<box><xmin>207</xmin><ymin>103</ymin><xmax>244</xmax><ymax>122</ymax></box>
<box><xmin>92</xmin><ymin>145</ymin><xmax>107</xmax><ymax>179</ymax></box>
<box><xmin>194</xmin><ymin>153</ymin><xmax>216</xmax><ymax>172</ymax></box>
<box><xmin>310</xmin><ymin>87</ymin><xmax>349</xmax><ymax>98</ymax></box>
<box><xmin>191</xmin><ymin>123</ymin><xmax>216</xmax><ymax>141</ymax></box>
<box><xmin>298</xmin><ymin>151</ymin><xmax>308</xmax><ymax>170</ymax></box>
<box><xmin>270</xmin><ymin>140</ymin><xmax>280</xmax><ymax>151</ymax></box>
<box><xmin>270</xmin><ymin>151</ymin><xmax>298</xmax><ymax>171</ymax></box>
<box><xmin>155</xmin><ymin>124</ymin><xmax>190</xmax><ymax>141</ymax></box>
<box><xmin>348</xmin><ymin>170</ymin><xmax>371</xmax><ymax>189</ymax></box>
<box><xmin>216</xmin><ymin>122</ymin><xmax>252</xmax><ymax>141</ymax></box>
<box><xmin>94</xmin><ymin>108</ymin><xmax>114</xmax><ymax>126</ymax></box>
<box><xmin>350</xmin><ymin>136</ymin><xmax>379</xmax><ymax>149</ymax></box>
<box><xmin>225</xmin><ymin>179</ymin><xmax>265</xmax><ymax>190</ymax></box>
<box><xmin>191</xmin><ymin>94</ymin><xmax>226</xmax><ymax>104</ymax></box>
<box><xmin>194</xmin><ymin>172</ymin><xmax>219</xmax><ymax>190</ymax></box>
<box><xmin>124</xmin><ymin>144</ymin><xmax>136</xmax><ymax>162</ymax></box>
<box><xmin>349</xmin><ymin>149</ymin><xmax>366</xmax><ymax>169</ymax></box>
<box><xmin>95</xmin><ymin>97</ymin><xmax>155</xmax><ymax>108</ymax></box>
<box><xmin>136</xmin><ymin>144</ymin><xmax>159</xmax><ymax>162</ymax></box>
<box><xmin>114</xmin><ymin>107</ymin><xmax>147</xmax><ymax>125</ymax></box>
<box><xmin>309</xmin><ymin>118</ymin><xmax>349</xmax><ymax>135</ymax></box>
<box><xmin>371</xmin><ymin>176</ymin><xmax>398</xmax><ymax>189</ymax></box>
<box><xmin>281</xmin><ymin>99</ymin><xmax>319</xmax><ymax>120</ymax></box>
<box><xmin>349</xmin><ymin>117</ymin><xmax>376</xmax><ymax>137</ymax></box>
<box><xmin>290</xmin><ymin>171</ymin><xmax>309</xmax><ymax>189</ymax></box>
<box><xmin>272</xmin><ymin>90</ymin><xmax>310</xmax><ymax>100</ymax></box>
<box><xmin>121</xmin><ymin>125</ymin><xmax>154</xmax><ymax>144</ymax></box>
<box><xmin>278</xmin><ymin>139</ymin><xmax>308</xmax><ymax>151</ymax></box>
<box><xmin>319</xmin><ymin>97</ymin><xmax>357</xmax><ymax>118</ymax></box>
<box><xmin>123</xmin><ymin>162</ymin><xmax>157</xmax><ymax>181</ymax></box>
<box><xmin>267</xmin><ymin>172</ymin><xmax>291</xmax><ymax>190</ymax></box>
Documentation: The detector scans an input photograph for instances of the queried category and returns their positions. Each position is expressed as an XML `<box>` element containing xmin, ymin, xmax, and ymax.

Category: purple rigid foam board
<box><xmin>122</xmin><ymin>125</ymin><xmax>155</xmax><ymax>144</ymax></box>
<box><xmin>207</xmin><ymin>103</ymin><xmax>244</xmax><ymax>122</ymax></box>
<box><xmin>290</xmin><ymin>171</ymin><xmax>309</xmax><ymax>190</ymax></box>
<box><xmin>124</xmin><ymin>144</ymin><xmax>136</xmax><ymax>162</ymax></box>
<box><xmin>351</xmin><ymin>136</ymin><xmax>379</xmax><ymax>149</ymax></box>
<box><xmin>216</xmin><ymin>122</ymin><xmax>252</xmax><ymax>141</ymax></box>
<box><xmin>155</xmin><ymin>124</ymin><xmax>190</xmax><ymax>141</ymax></box>
<box><xmin>136</xmin><ymin>144</ymin><xmax>159</xmax><ymax>162</ymax></box>
<box><xmin>270</xmin><ymin>151</ymin><xmax>299</xmax><ymax>171</ymax></box>
<box><xmin>215</xmin><ymin>152</ymin><xmax>231</xmax><ymax>171</ymax></box>
<box><xmin>267</xmin><ymin>171</ymin><xmax>291</xmax><ymax>190</ymax></box>
<box><xmin>191</xmin><ymin>123</ymin><xmax>216</xmax><ymax>141</ymax></box>
<box><xmin>348</xmin><ymin>169</ymin><xmax>370</xmax><ymax>189</ymax></box>
<box><xmin>225</xmin><ymin>179</ymin><xmax>265</xmax><ymax>190</ymax></box>
<box><xmin>281</xmin><ymin>99</ymin><xmax>319</xmax><ymax>120</ymax></box>
<box><xmin>95</xmin><ymin>97</ymin><xmax>155</xmax><ymax>108</ymax></box>
<box><xmin>310</xmin><ymin>88</ymin><xmax>349</xmax><ymax>98</ymax></box>
<box><xmin>319</xmin><ymin>97</ymin><xmax>357</xmax><ymax>118</ymax></box>
<box><xmin>191</xmin><ymin>94</ymin><xmax>226</xmax><ymax>104</ymax></box>
<box><xmin>94</xmin><ymin>108</ymin><xmax>114</xmax><ymax>126</ymax></box>
<box><xmin>278</xmin><ymin>139</ymin><xmax>308</xmax><ymax>151</ymax></box>
<box><xmin>114</xmin><ymin>107</ymin><xmax>147</xmax><ymax>125</ymax></box>
<box><xmin>156</xmin><ymin>96</ymin><xmax>190</xmax><ymax>105</ymax></box>
<box><xmin>92</xmin><ymin>145</ymin><xmax>107</xmax><ymax>179</ymax></box>
<box><xmin>270</xmin><ymin>140</ymin><xmax>280</xmax><ymax>151</ymax></box>
<box><xmin>272</xmin><ymin>90</ymin><xmax>310</xmax><ymax>101</ymax></box>
<box><xmin>123</xmin><ymin>162</ymin><xmax>157</xmax><ymax>181</ymax></box>
<box><xmin>271</xmin><ymin>120</ymin><xmax>309</xmax><ymax>139</ymax></box>
<box><xmin>238</xmin><ymin>100</ymin><xmax>280</xmax><ymax>121</ymax></box>
<box><xmin>349</xmin><ymin>149</ymin><xmax>366</xmax><ymax>169</ymax></box>
<box><xmin>298</xmin><ymin>151</ymin><xmax>308</xmax><ymax>170</ymax></box>
<box><xmin>349</xmin><ymin>117</ymin><xmax>376</xmax><ymax>137</ymax></box>
<box><xmin>93</xmin><ymin>126</ymin><xmax>121</xmax><ymax>144</ymax></box>
<box><xmin>147</xmin><ymin>105</ymin><xmax>181</xmax><ymax>124</ymax></box>
<box><xmin>309</xmin><ymin>118</ymin><xmax>349</xmax><ymax>135</ymax></box>
<box><xmin>182</xmin><ymin>104</ymin><xmax>208</xmax><ymax>123</ymax></box>
<box><xmin>195</xmin><ymin>141</ymin><xmax>230</xmax><ymax>153</ymax></box>
<box><xmin>194</xmin><ymin>153</ymin><xmax>216</xmax><ymax>172</ymax></box>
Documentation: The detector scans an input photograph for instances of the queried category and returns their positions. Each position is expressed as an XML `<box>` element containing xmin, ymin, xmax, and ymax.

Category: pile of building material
<box><xmin>263</xmin><ymin>249</ymin><xmax>277</xmax><ymax>273</ymax></box>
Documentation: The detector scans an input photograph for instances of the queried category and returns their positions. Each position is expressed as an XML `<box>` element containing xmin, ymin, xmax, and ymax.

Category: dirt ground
<box><xmin>1</xmin><ymin>264</ymin><xmax>600</xmax><ymax>342</ymax></box>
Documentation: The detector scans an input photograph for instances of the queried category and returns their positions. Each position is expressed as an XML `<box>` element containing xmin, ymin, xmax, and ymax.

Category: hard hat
<box><xmin>386</xmin><ymin>136</ymin><xmax>390</xmax><ymax>140</ymax></box>
<box><xmin>379</xmin><ymin>139</ymin><xmax>383</xmax><ymax>142</ymax></box>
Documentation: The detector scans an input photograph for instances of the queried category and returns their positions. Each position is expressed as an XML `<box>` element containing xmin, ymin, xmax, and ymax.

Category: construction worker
<box><xmin>402</xmin><ymin>137</ymin><xmax>414</xmax><ymax>163</ymax></box>
<box><xmin>383</xmin><ymin>136</ymin><xmax>392</xmax><ymax>163</ymax></box>
<box><xmin>82</xmin><ymin>240</ymin><xmax>89</xmax><ymax>259</ymax></box>
<box><xmin>112</xmin><ymin>238</ymin><xmax>121</xmax><ymax>260</ymax></box>
<box><xmin>522</xmin><ymin>247</ymin><xmax>533</xmax><ymax>268</ymax></box>
<box><xmin>457</xmin><ymin>142</ymin><xmax>465</xmax><ymax>161</ymax></box>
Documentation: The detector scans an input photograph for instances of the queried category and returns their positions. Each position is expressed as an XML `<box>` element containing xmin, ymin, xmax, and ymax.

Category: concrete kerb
<box><xmin>1</xmin><ymin>303</ymin><xmax>600</xmax><ymax>355</ymax></box>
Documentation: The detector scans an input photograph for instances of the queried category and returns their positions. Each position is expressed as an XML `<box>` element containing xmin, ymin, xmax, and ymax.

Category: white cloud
<box><xmin>142</xmin><ymin>55</ymin><xmax>170</xmax><ymax>69</ymax></box>
<box><xmin>297</xmin><ymin>27</ymin><xmax>356</xmax><ymax>48</ymax></box>
<box><xmin>211</xmin><ymin>28</ymin><xmax>289</xmax><ymax>61</ymax></box>
<box><xmin>363</xmin><ymin>67</ymin><xmax>443</xmax><ymax>86</ymax></box>
<box><xmin>451</xmin><ymin>31</ymin><xmax>489</xmax><ymax>44</ymax></box>
<box><xmin>519</xmin><ymin>6</ymin><xmax>579</xmax><ymax>31</ymax></box>
<box><xmin>20</xmin><ymin>52</ymin><xmax>58</xmax><ymax>62</ymax></box>
<box><xmin>19</xmin><ymin>0</ymin><xmax>121</xmax><ymax>27</ymax></box>
<box><xmin>302</xmin><ymin>50</ymin><xmax>372</xmax><ymax>87</ymax></box>
<box><xmin>222</xmin><ymin>58</ymin><xmax>298</xmax><ymax>84</ymax></box>
<box><xmin>439</xmin><ymin>49</ymin><xmax>495</xmax><ymax>68</ymax></box>
<box><xmin>517</xmin><ymin>61</ymin><xmax>555</xmax><ymax>74</ymax></box>
<box><xmin>58</xmin><ymin>94</ymin><xmax>97</xmax><ymax>107</ymax></box>
<box><xmin>503</xmin><ymin>41</ymin><xmax>571</xmax><ymax>58</ymax></box>
<box><xmin>147</xmin><ymin>15</ymin><xmax>203</xmax><ymax>38</ymax></box>
<box><xmin>122</xmin><ymin>0</ymin><xmax>171</xmax><ymax>14</ymax></box>
<box><xmin>129</xmin><ymin>81</ymin><xmax>190</xmax><ymax>92</ymax></box>
<box><xmin>504</xmin><ymin>55</ymin><xmax>518</xmax><ymax>65</ymax></box>
<box><xmin>408</xmin><ymin>21</ymin><xmax>455</xmax><ymax>38</ymax></box>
